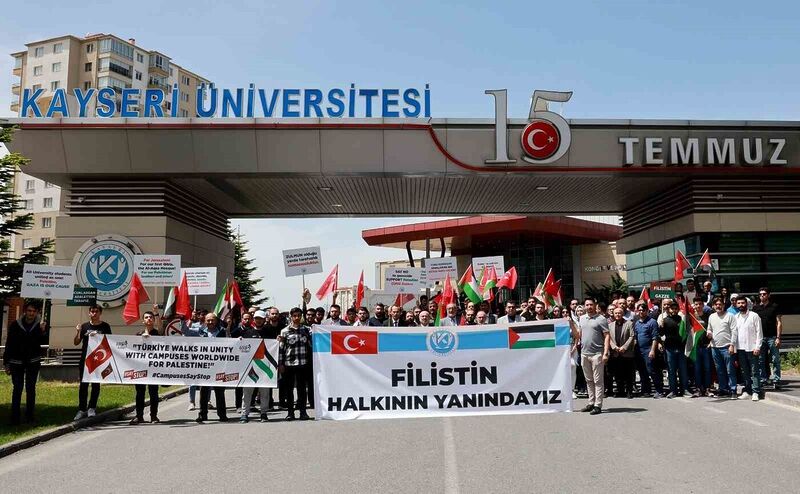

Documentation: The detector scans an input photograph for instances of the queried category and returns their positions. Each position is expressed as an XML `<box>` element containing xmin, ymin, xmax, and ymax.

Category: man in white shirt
<box><xmin>707</xmin><ymin>297</ymin><xmax>738</xmax><ymax>397</ymax></box>
<box><xmin>733</xmin><ymin>295</ymin><xmax>763</xmax><ymax>401</ymax></box>
<box><xmin>497</xmin><ymin>301</ymin><xmax>526</xmax><ymax>324</ymax></box>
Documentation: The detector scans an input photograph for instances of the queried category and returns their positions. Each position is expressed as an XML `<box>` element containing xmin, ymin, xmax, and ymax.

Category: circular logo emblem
<box><xmin>521</xmin><ymin>119</ymin><xmax>560</xmax><ymax>160</ymax></box>
<box><xmin>73</xmin><ymin>234</ymin><xmax>142</xmax><ymax>307</ymax></box>
<box><xmin>427</xmin><ymin>329</ymin><xmax>458</xmax><ymax>356</ymax></box>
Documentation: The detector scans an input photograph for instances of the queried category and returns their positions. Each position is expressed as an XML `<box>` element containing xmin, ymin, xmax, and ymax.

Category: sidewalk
<box><xmin>763</xmin><ymin>375</ymin><xmax>800</xmax><ymax>410</ymax></box>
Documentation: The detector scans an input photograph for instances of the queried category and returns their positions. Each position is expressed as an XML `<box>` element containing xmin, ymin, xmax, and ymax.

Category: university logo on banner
<box><xmin>312</xmin><ymin>319</ymin><xmax>573</xmax><ymax>420</ymax></box>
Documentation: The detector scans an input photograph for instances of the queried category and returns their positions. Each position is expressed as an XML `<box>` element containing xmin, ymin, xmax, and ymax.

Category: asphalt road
<box><xmin>1</xmin><ymin>391</ymin><xmax>799</xmax><ymax>493</ymax></box>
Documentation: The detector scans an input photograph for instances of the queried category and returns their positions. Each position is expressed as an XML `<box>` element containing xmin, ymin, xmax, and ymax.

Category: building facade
<box><xmin>9</xmin><ymin>34</ymin><xmax>210</xmax><ymax>262</ymax></box>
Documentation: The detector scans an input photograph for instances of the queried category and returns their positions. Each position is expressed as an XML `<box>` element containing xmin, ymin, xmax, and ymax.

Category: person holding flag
<box><xmin>3</xmin><ymin>301</ymin><xmax>49</xmax><ymax>425</ymax></box>
<box><xmin>660</xmin><ymin>301</ymin><xmax>688</xmax><ymax>398</ymax></box>
<box><xmin>73</xmin><ymin>304</ymin><xmax>112</xmax><ymax>420</ymax></box>
<box><xmin>129</xmin><ymin>311</ymin><xmax>161</xmax><ymax>425</ymax></box>
<box><xmin>689</xmin><ymin>297</ymin><xmax>712</xmax><ymax>398</ymax></box>
<box><xmin>239</xmin><ymin>310</ymin><xmax>273</xmax><ymax>423</ymax></box>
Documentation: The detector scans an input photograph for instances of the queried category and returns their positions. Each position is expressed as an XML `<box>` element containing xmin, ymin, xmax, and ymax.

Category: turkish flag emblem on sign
<box><xmin>331</xmin><ymin>331</ymin><xmax>378</xmax><ymax>355</ymax></box>
<box><xmin>86</xmin><ymin>336</ymin><xmax>113</xmax><ymax>373</ymax></box>
<box><xmin>521</xmin><ymin>120</ymin><xmax>560</xmax><ymax>160</ymax></box>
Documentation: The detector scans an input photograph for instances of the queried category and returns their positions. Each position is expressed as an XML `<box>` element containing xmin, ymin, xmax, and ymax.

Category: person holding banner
<box><xmin>3</xmin><ymin>302</ymin><xmax>49</xmax><ymax>425</ymax></box>
<box><xmin>73</xmin><ymin>304</ymin><xmax>112</xmax><ymax>420</ymax></box>
<box><xmin>239</xmin><ymin>312</ymin><xmax>272</xmax><ymax>423</ymax></box>
<box><xmin>278</xmin><ymin>308</ymin><xmax>312</xmax><ymax>421</ymax></box>
<box><xmin>130</xmin><ymin>311</ymin><xmax>161</xmax><ymax>425</ymax></box>
<box><xmin>196</xmin><ymin>313</ymin><xmax>229</xmax><ymax>423</ymax></box>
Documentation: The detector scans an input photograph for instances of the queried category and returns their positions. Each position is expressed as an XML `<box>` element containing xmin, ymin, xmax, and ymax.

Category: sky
<box><xmin>2</xmin><ymin>0</ymin><xmax>799</xmax><ymax>307</ymax></box>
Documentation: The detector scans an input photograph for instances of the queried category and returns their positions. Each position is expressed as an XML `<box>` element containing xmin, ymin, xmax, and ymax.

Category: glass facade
<box><xmin>626</xmin><ymin>232</ymin><xmax>800</xmax><ymax>313</ymax></box>
<box><xmin>467</xmin><ymin>234</ymin><xmax>574</xmax><ymax>304</ymax></box>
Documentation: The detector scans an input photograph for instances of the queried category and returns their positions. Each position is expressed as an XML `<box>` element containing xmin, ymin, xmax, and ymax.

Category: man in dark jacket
<box><xmin>73</xmin><ymin>304</ymin><xmax>112</xmax><ymax>420</ymax></box>
<box><xmin>3</xmin><ymin>302</ymin><xmax>49</xmax><ymax>424</ymax></box>
<box><xmin>196</xmin><ymin>312</ymin><xmax>229</xmax><ymax>423</ymax></box>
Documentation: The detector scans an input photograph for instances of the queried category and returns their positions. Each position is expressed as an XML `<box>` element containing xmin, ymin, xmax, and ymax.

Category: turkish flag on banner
<box><xmin>123</xmin><ymin>273</ymin><xmax>150</xmax><ymax>325</ymax></box>
<box><xmin>331</xmin><ymin>331</ymin><xmax>378</xmax><ymax>354</ymax></box>
<box><xmin>85</xmin><ymin>336</ymin><xmax>113</xmax><ymax>373</ymax></box>
<box><xmin>316</xmin><ymin>264</ymin><xmax>339</xmax><ymax>300</ymax></box>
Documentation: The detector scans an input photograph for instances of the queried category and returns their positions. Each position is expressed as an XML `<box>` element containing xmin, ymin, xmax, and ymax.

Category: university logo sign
<box><xmin>485</xmin><ymin>89</ymin><xmax>573</xmax><ymax>165</ymax></box>
<box><xmin>427</xmin><ymin>328</ymin><xmax>458</xmax><ymax>356</ymax></box>
<box><xmin>72</xmin><ymin>234</ymin><xmax>142</xmax><ymax>307</ymax></box>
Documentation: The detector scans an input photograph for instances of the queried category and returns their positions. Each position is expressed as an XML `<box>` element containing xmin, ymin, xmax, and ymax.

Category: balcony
<box><xmin>12</xmin><ymin>83</ymin><xmax>20</xmax><ymax>95</ymax></box>
<box><xmin>10</xmin><ymin>102</ymin><xmax>19</xmax><ymax>113</ymax></box>
<box><xmin>148</xmin><ymin>79</ymin><xmax>169</xmax><ymax>92</ymax></box>
<box><xmin>12</xmin><ymin>66</ymin><xmax>22</xmax><ymax>77</ymax></box>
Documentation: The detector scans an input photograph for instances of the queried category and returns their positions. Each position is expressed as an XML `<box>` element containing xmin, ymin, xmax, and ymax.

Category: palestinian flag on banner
<box><xmin>508</xmin><ymin>323</ymin><xmax>556</xmax><ymax>349</ymax></box>
<box><xmin>458</xmin><ymin>265</ymin><xmax>482</xmax><ymax>304</ymax></box>
<box><xmin>248</xmin><ymin>340</ymin><xmax>278</xmax><ymax>383</ymax></box>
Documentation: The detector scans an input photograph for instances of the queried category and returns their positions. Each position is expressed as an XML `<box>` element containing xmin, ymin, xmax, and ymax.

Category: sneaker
<box><xmin>74</xmin><ymin>410</ymin><xmax>87</xmax><ymax>421</ymax></box>
<box><xmin>87</xmin><ymin>408</ymin><xmax>97</xmax><ymax>418</ymax></box>
<box><xmin>589</xmin><ymin>406</ymin><xmax>602</xmax><ymax>415</ymax></box>
<box><xmin>195</xmin><ymin>416</ymin><xmax>205</xmax><ymax>423</ymax></box>
<box><xmin>665</xmin><ymin>393</ymin><xmax>677</xmax><ymax>399</ymax></box>
<box><xmin>691</xmin><ymin>391</ymin><xmax>701</xmax><ymax>398</ymax></box>
<box><xmin>572</xmin><ymin>392</ymin><xmax>578</xmax><ymax>399</ymax></box>
<box><xmin>129</xmin><ymin>417</ymin><xmax>142</xmax><ymax>425</ymax></box>
<box><xmin>752</xmin><ymin>394</ymin><xmax>760</xmax><ymax>402</ymax></box>
<box><xmin>285</xmin><ymin>414</ymin><xmax>296</xmax><ymax>421</ymax></box>
<box><xmin>260</xmin><ymin>414</ymin><xmax>269</xmax><ymax>422</ymax></box>
<box><xmin>580</xmin><ymin>404</ymin><xmax>594</xmax><ymax>412</ymax></box>
<box><xmin>239</xmin><ymin>416</ymin><xmax>249</xmax><ymax>423</ymax></box>
<box><xmin>739</xmin><ymin>392</ymin><xmax>751</xmax><ymax>400</ymax></box>
<box><xmin>188</xmin><ymin>403</ymin><xmax>196</xmax><ymax>411</ymax></box>
<box><xmin>208</xmin><ymin>403</ymin><xmax>215</xmax><ymax>410</ymax></box>
<box><xmin>151</xmin><ymin>416</ymin><xmax>160</xmax><ymax>424</ymax></box>
<box><xmin>299</xmin><ymin>413</ymin><xmax>312</xmax><ymax>421</ymax></box>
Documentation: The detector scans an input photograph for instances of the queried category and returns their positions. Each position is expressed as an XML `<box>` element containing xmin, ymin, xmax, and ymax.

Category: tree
<box><xmin>232</xmin><ymin>229</ymin><xmax>267</xmax><ymax>308</ymax></box>
<box><xmin>0</xmin><ymin>126</ymin><xmax>54</xmax><ymax>297</ymax></box>
<box><xmin>583</xmin><ymin>273</ymin><xmax>628</xmax><ymax>305</ymax></box>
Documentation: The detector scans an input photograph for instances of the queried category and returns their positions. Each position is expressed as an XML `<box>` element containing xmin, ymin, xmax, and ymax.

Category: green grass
<box><xmin>782</xmin><ymin>348</ymin><xmax>800</xmax><ymax>374</ymax></box>
<box><xmin>0</xmin><ymin>374</ymin><xmax>179</xmax><ymax>446</ymax></box>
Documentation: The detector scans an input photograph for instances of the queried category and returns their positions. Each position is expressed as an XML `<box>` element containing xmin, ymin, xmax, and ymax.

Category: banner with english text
<box><xmin>312</xmin><ymin>320</ymin><xmax>573</xmax><ymax>420</ymax></box>
<box><xmin>82</xmin><ymin>334</ymin><xmax>278</xmax><ymax>388</ymax></box>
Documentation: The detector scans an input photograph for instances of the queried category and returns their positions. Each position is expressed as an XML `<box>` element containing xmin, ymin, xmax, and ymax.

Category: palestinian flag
<box><xmin>458</xmin><ymin>265</ymin><xmax>482</xmax><ymax>304</ymax></box>
<box><xmin>163</xmin><ymin>286</ymin><xmax>177</xmax><ymax>320</ymax></box>
<box><xmin>684</xmin><ymin>310</ymin><xmax>707</xmax><ymax>361</ymax></box>
<box><xmin>213</xmin><ymin>278</ymin><xmax>230</xmax><ymax>315</ymax></box>
<box><xmin>249</xmin><ymin>340</ymin><xmax>277</xmax><ymax>382</ymax></box>
<box><xmin>508</xmin><ymin>323</ymin><xmax>556</xmax><ymax>349</ymax></box>
<box><xmin>481</xmin><ymin>266</ymin><xmax>498</xmax><ymax>301</ymax></box>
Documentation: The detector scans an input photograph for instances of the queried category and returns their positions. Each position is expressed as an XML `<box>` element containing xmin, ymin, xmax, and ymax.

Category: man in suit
<box><xmin>608</xmin><ymin>306</ymin><xmax>636</xmax><ymax>398</ymax></box>
<box><xmin>384</xmin><ymin>305</ymin><xmax>405</xmax><ymax>328</ymax></box>
<box><xmin>438</xmin><ymin>303</ymin><xmax>459</xmax><ymax>326</ymax></box>
<box><xmin>497</xmin><ymin>301</ymin><xmax>525</xmax><ymax>324</ymax></box>
<box><xmin>196</xmin><ymin>312</ymin><xmax>229</xmax><ymax>423</ymax></box>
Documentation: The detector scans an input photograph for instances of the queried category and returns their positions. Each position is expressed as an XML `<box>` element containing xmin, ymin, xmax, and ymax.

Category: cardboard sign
<box><xmin>472</xmin><ymin>256</ymin><xmax>505</xmax><ymax>276</ymax></box>
<box><xmin>649</xmin><ymin>281</ymin><xmax>676</xmax><ymax>300</ymax></box>
<box><xmin>67</xmin><ymin>286</ymin><xmax>98</xmax><ymax>307</ymax></box>
<box><xmin>21</xmin><ymin>264</ymin><xmax>76</xmax><ymax>300</ymax></box>
<box><xmin>181</xmin><ymin>267</ymin><xmax>218</xmax><ymax>295</ymax></box>
<box><xmin>134</xmin><ymin>255</ymin><xmax>181</xmax><ymax>286</ymax></box>
<box><xmin>283</xmin><ymin>246</ymin><xmax>323</xmax><ymax>277</ymax></box>
<box><xmin>384</xmin><ymin>268</ymin><xmax>427</xmax><ymax>294</ymax></box>
<box><xmin>423</xmin><ymin>257</ymin><xmax>458</xmax><ymax>284</ymax></box>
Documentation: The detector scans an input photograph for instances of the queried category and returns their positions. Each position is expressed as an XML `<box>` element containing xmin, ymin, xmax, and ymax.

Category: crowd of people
<box><xmin>1</xmin><ymin>279</ymin><xmax>784</xmax><ymax>425</ymax></box>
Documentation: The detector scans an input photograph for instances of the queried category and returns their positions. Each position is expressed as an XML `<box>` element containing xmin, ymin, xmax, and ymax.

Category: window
<box><xmin>43</xmin><ymin>197</ymin><xmax>54</xmax><ymax>208</ymax></box>
<box><xmin>40</xmin><ymin>237</ymin><xmax>51</xmax><ymax>245</ymax></box>
<box><xmin>99</xmin><ymin>38</ymin><xmax>133</xmax><ymax>59</ymax></box>
<box><xmin>85</xmin><ymin>62</ymin><xmax>92</xmax><ymax>72</ymax></box>
<box><xmin>86</xmin><ymin>44</ymin><xmax>94</xmax><ymax>53</ymax></box>
<box><xmin>181</xmin><ymin>92</ymin><xmax>189</xmax><ymax>102</ymax></box>
<box><xmin>44</xmin><ymin>181</ymin><xmax>54</xmax><ymax>188</ymax></box>
<box><xmin>169</xmin><ymin>67</ymin><xmax>174</xmax><ymax>76</ymax></box>
<box><xmin>149</xmin><ymin>54</ymin><xmax>170</xmax><ymax>72</ymax></box>
<box><xmin>181</xmin><ymin>75</ymin><xmax>190</xmax><ymax>85</ymax></box>
<box><xmin>25</xmin><ymin>179</ymin><xmax>35</xmax><ymax>192</ymax></box>
<box><xmin>180</xmin><ymin>109</ymin><xmax>189</xmax><ymax>117</ymax></box>
<box><xmin>53</xmin><ymin>43</ymin><xmax>63</xmax><ymax>54</ymax></box>
<box><xmin>22</xmin><ymin>239</ymin><xmax>31</xmax><ymax>249</ymax></box>
<box><xmin>83</xmin><ymin>81</ymin><xmax>91</xmax><ymax>90</ymax></box>
<box><xmin>52</xmin><ymin>62</ymin><xmax>61</xmax><ymax>72</ymax></box>
<box><xmin>98</xmin><ymin>76</ymin><xmax>130</xmax><ymax>92</ymax></box>
<box><xmin>50</xmin><ymin>81</ymin><xmax>60</xmax><ymax>91</ymax></box>
<box><xmin>135</xmin><ymin>70</ymin><xmax>142</xmax><ymax>81</ymax></box>
<box><xmin>42</xmin><ymin>217</ymin><xmax>52</xmax><ymax>228</ymax></box>
<box><xmin>34</xmin><ymin>47</ymin><xmax>44</xmax><ymax>57</ymax></box>
<box><xmin>33</xmin><ymin>65</ymin><xmax>43</xmax><ymax>76</ymax></box>
<box><xmin>14</xmin><ymin>56</ymin><xmax>23</xmax><ymax>69</ymax></box>
<box><xmin>24</xmin><ymin>199</ymin><xmax>33</xmax><ymax>210</ymax></box>
<box><xmin>32</xmin><ymin>84</ymin><xmax>41</xmax><ymax>91</ymax></box>
<box><xmin>136</xmin><ymin>53</ymin><xmax>144</xmax><ymax>63</ymax></box>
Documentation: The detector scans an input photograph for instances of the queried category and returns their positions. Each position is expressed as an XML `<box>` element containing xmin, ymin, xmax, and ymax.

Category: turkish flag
<box><xmin>355</xmin><ymin>270</ymin><xmax>365</xmax><ymax>308</ymax></box>
<box><xmin>331</xmin><ymin>331</ymin><xmax>378</xmax><ymax>354</ymax></box>
<box><xmin>85</xmin><ymin>336</ymin><xmax>113</xmax><ymax>373</ymax></box>
<box><xmin>316</xmin><ymin>264</ymin><xmax>338</xmax><ymax>301</ymax></box>
<box><xmin>496</xmin><ymin>266</ymin><xmax>518</xmax><ymax>290</ymax></box>
<box><xmin>639</xmin><ymin>287</ymin><xmax>654</xmax><ymax>310</ymax></box>
<box><xmin>674</xmin><ymin>250</ymin><xmax>692</xmax><ymax>283</ymax></box>
<box><xmin>123</xmin><ymin>273</ymin><xmax>149</xmax><ymax>325</ymax></box>
<box><xmin>176</xmin><ymin>272</ymin><xmax>192</xmax><ymax>318</ymax></box>
<box><xmin>695</xmin><ymin>249</ymin><xmax>713</xmax><ymax>271</ymax></box>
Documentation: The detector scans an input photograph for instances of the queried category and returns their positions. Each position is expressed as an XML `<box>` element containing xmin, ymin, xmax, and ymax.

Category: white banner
<box><xmin>181</xmin><ymin>267</ymin><xmax>217</xmax><ymax>295</ymax></box>
<box><xmin>82</xmin><ymin>334</ymin><xmax>278</xmax><ymax>388</ymax></box>
<box><xmin>384</xmin><ymin>267</ymin><xmax>427</xmax><ymax>294</ymax></box>
<box><xmin>134</xmin><ymin>255</ymin><xmax>181</xmax><ymax>286</ymax></box>
<box><xmin>21</xmin><ymin>264</ymin><xmax>75</xmax><ymax>300</ymax></box>
<box><xmin>283</xmin><ymin>246</ymin><xmax>323</xmax><ymax>277</ymax></box>
<box><xmin>423</xmin><ymin>257</ymin><xmax>458</xmax><ymax>284</ymax></box>
<box><xmin>472</xmin><ymin>255</ymin><xmax>505</xmax><ymax>276</ymax></box>
<box><xmin>312</xmin><ymin>319</ymin><xmax>573</xmax><ymax>420</ymax></box>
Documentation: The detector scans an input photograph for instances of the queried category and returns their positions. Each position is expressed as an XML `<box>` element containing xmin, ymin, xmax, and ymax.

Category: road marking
<box><xmin>789</xmin><ymin>434</ymin><xmax>800</xmax><ymax>442</ymax></box>
<box><xmin>738</xmin><ymin>418</ymin><xmax>767</xmax><ymax>427</ymax></box>
<box><xmin>702</xmin><ymin>406</ymin><xmax>726</xmax><ymax>414</ymax></box>
<box><xmin>442</xmin><ymin>417</ymin><xmax>460</xmax><ymax>494</ymax></box>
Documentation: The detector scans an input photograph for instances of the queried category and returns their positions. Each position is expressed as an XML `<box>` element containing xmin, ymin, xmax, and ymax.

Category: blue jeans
<box><xmin>637</xmin><ymin>347</ymin><xmax>664</xmax><ymax>394</ymax></box>
<box><xmin>711</xmin><ymin>347</ymin><xmax>736</xmax><ymax>394</ymax></box>
<box><xmin>762</xmin><ymin>337</ymin><xmax>781</xmax><ymax>383</ymax></box>
<box><xmin>189</xmin><ymin>385</ymin><xmax>197</xmax><ymax>404</ymax></box>
<box><xmin>737</xmin><ymin>350</ymin><xmax>762</xmax><ymax>395</ymax></box>
<box><xmin>665</xmin><ymin>347</ymin><xmax>688</xmax><ymax>395</ymax></box>
<box><xmin>693</xmin><ymin>346</ymin><xmax>712</xmax><ymax>392</ymax></box>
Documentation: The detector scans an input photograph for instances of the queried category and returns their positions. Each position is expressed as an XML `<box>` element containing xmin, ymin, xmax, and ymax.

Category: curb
<box><xmin>764</xmin><ymin>391</ymin><xmax>800</xmax><ymax>410</ymax></box>
<box><xmin>0</xmin><ymin>386</ymin><xmax>188</xmax><ymax>460</ymax></box>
